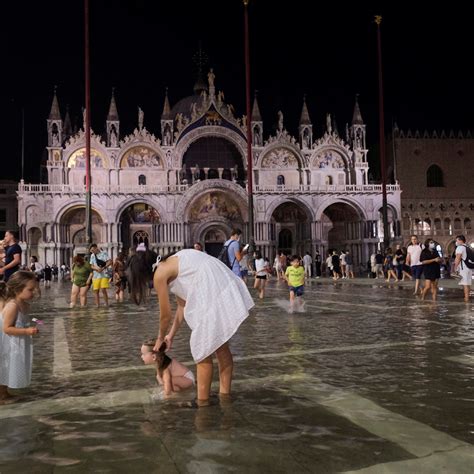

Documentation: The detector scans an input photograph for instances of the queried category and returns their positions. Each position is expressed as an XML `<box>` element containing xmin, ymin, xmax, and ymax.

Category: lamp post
<box><xmin>84</xmin><ymin>0</ymin><xmax>92</xmax><ymax>245</ymax></box>
<box><xmin>243</xmin><ymin>0</ymin><xmax>255</xmax><ymax>251</ymax></box>
<box><xmin>375</xmin><ymin>15</ymin><xmax>390</xmax><ymax>251</ymax></box>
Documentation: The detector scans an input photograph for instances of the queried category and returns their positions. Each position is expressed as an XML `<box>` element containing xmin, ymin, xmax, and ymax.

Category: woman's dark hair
<box><xmin>456</xmin><ymin>235</ymin><xmax>466</xmax><ymax>243</ymax></box>
<box><xmin>255</xmin><ymin>251</ymin><xmax>262</xmax><ymax>260</ymax></box>
<box><xmin>30</xmin><ymin>256</ymin><xmax>38</xmax><ymax>262</ymax></box>
<box><xmin>142</xmin><ymin>339</ymin><xmax>172</xmax><ymax>376</ymax></box>
<box><xmin>424</xmin><ymin>239</ymin><xmax>434</xmax><ymax>248</ymax></box>
<box><xmin>127</xmin><ymin>250</ymin><xmax>176</xmax><ymax>305</ymax></box>
<box><xmin>73</xmin><ymin>255</ymin><xmax>84</xmax><ymax>266</ymax></box>
<box><xmin>291</xmin><ymin>254</ymin><xmax>300</xmax><ymax>262</ymax></box>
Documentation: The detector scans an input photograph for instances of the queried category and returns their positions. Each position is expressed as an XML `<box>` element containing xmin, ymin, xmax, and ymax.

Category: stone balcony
<box><xmin>17</xmin><ymin>182</ymin><xmax>401</xmax><ymax>196</ymax></box>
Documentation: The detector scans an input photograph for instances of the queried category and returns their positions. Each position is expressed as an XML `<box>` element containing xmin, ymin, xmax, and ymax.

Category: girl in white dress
<box><xmin>128</xmin><ymin>249</ymin><xmax>254</xmax><ymax>406</ymax></box>
<box><xmin>0</xmin><ymin>271</ymin><xmax>39</xmax><ymax>404</ymax></box>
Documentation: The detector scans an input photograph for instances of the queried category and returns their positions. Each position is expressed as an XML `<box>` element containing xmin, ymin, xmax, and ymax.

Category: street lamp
<box><xmin>375</xmin><ymin>15</ymin><xmax>390</xmax><ymax>251</ymax></box>
<box><xmin>243</xmin><ymin>0</ymin><xmax>255</xmax><ymax>251</ymax></box>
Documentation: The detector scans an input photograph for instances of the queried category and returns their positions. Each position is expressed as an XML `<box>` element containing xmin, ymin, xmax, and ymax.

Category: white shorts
<box><xmin>183</xmin><ymin>370</ymin><xmax>195</xmax><ymax>385</ymax></box>
<box><xmin>458</xmin><ymin>266</ymin><xmax>473</xmax><ymax>286</ymax></box>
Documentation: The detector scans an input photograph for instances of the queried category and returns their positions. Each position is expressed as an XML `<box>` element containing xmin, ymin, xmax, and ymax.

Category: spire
<box><xmin>49</xmin><ymin>86</ymin><xmax>61</xmax><ymax>120</ymax></box>
<box><xmin>161</xmin><ymin>87</ymin><xmax>171</xmax><ymax>119</ymax></box>
<box><xmin>63</xmin><ymin>105</ymin><xmax>72</xmax><ymax>136</ymax></box>
<box><xmin>352</xmin><ymin>94</ymin><xmax>364</xmax><ymax>125</ymax></box>
<box><xmin>251</xmin><ymin>91</ymin><xmax>262</xmax><ymax>121</ymax></box>
<box><xmin>107</xmin><ymin>88</ymin><xmax>119</xmax><ymax>120</ymax></box>
<box><xmin>299</xmin><ymin>95</ymin><xmax>311</xmax><ymax>125</ymax></box>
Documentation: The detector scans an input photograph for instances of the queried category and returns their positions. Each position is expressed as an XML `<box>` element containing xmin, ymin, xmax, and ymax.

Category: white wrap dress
<box><xmin>167</xmin><ymin>249</ymin><xmax>254</xmax><ymax>362</ymax></box>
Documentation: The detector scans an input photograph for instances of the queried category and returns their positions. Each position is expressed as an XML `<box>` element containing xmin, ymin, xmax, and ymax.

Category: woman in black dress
<box><xmin>420</xmin><ymin>239</ymin><xmax>442</xmax><ymax>301</ymax></box>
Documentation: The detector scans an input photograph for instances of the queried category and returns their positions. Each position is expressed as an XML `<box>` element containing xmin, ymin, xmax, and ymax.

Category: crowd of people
<box><xmin>0</xmin><ymin>228</ymin><xmax>472</xmax><ymax>405</ymax></box>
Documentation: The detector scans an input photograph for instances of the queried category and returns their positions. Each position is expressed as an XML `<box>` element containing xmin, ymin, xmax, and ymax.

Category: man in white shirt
<box><xmin>406</xmin><ymin>234</ymin><xmax>424</xmax><ymax>295</ymax></box>
<box><xmin>454</xmin><ymin>234</ymin><xmax>472</xmax><ymax>302</ymax></box>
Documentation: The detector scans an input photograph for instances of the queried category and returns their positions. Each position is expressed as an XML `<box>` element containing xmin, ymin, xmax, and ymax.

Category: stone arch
<box><xmin>65</xmin><ymin>144</ymin><xmax>110</xmax><ymax>169</ymax></box>
<box><xmin>263</xmin><ymin>197</ymin><xmax>313</xmax><ymax>223</ymax></box>
<box><xmin>256</xmin><ymin>144</ymin><xmax>305</xmax><ymax>169</ymax></box>
<box><xmin>114</xmin><ymin>197</ymin><xmax>167</xmax><ymax>224</ymax></box>
<box><xmin>118</xmin><ymin>143</ymin><xmax>166</xmax><ymax>169</ymax></box>
<box><xmin>174</xmin><ymin>126</ymin><xmax>247</xmax><ymax>169</ymax></box>
<box><xmin>176</xmin><ymin>179</ymin><xmax>248</xmax><ymax>222</ymax></box>
<box><xmin>117</xmin><ymin>201</ymin><xmax>162</xmax><ymax>251</ymax></box>
<box><xmin>310</xmin><ymin>146</ymin><xmax>352</xmax><ymax>170</ymax></box>
<box><xmin>55</xmin><ymin>200</ymin><xmax>107</xmax><ymax>225</ymax></box>
<box><xmin>59</xmin><ymin>205</ymin><xmax>105</xmax><ymax>246</ymax></box>
<box><xmin>314</xmin><ymin>197</ymin><xmax>367</xmax><ymax>221</ymax></box>
<box><xmin>181</xmin><ymin>136</ymin><xmax>245</xmax><ymax>182</ymax></box>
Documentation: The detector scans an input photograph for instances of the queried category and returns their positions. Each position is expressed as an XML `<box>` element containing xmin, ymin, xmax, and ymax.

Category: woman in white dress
<box><xmin>127</xmin><ymin>249</ymin><xmax>254</xmax><ymax>405</ymax></box>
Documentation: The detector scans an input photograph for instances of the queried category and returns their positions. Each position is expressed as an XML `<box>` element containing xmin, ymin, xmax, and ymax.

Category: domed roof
<box><xmin>170</xmin><ymin>94</ymin><xmax>205</xmax><ymax>120</ymax></box>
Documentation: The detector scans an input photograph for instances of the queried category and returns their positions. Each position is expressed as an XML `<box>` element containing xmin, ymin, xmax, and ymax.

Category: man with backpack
<box><xmin>219</xmin><ymin>228</ymin><xmax>247</xmax><ymax>278</ymax></box>
<box><xmin>454</xmin><ymin>235</ymin><xmax>473</xmax><ymax>302</ymax></box>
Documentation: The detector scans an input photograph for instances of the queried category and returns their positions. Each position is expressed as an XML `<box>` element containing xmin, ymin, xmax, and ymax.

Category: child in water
<box><xmin>141</xmin><ymin>339</ymin><xmax>195</xmax><ymax>397</ymax></box>
<box><xmin>0</xmin><ymin>271</ymin><xmax>39</xmax><ymax>404</ymax></box>
<box><xmin>285</xmin><ymin>255</ymin><xmax>306</xmax><ymax>313</ymax></box>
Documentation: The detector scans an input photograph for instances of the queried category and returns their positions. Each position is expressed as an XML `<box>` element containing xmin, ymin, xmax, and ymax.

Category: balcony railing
<box><xmin>17</xmin><ymin>182</ymin><xmax>401</xmax><ymax>195</ymax></box>
<box><xmin>254</xmin><ymin>184</ymin><xmax>400</xmax><ymax>193</ymax></box>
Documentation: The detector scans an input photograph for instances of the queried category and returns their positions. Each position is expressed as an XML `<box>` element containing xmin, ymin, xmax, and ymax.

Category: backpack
<box><xmin>217</xmin><ymin>242</ymin><xmax>237</xmax><ymax>269</ymax></box>
<box><xmin>462</xmin><ymin>245</ymin><xmax>474</xmax><ymax>269</ymax></box>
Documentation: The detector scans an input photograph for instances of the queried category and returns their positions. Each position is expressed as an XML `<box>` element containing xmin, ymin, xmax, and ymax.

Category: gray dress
<box><xmin>0</xmin><ymin>303</ymin><xmax>33</xmax><ymax>388</ymax></box>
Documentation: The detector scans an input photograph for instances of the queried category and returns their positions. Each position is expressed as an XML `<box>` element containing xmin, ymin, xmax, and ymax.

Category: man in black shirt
<box><xmin>0</xmin><ymin>230</ymin><xmax>22</xmax><ymax>282</ymax></box>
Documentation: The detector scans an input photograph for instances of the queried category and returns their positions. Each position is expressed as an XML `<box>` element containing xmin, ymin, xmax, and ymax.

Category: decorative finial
<box><xmin>374</xmin><ymin>15</ymin><xmax>382</xmax><ymax>25</ymax></box>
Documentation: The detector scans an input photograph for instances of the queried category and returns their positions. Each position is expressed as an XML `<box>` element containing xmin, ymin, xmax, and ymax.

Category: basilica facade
<box><xmin>17</xmin><ymin>72</ymin><xmax>401</xmax><ymax>267</ymax></box>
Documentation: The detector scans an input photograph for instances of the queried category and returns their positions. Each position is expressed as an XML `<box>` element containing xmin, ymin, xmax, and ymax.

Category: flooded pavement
<box><xmin>1</xmin><ymin>278</ymin><xmax>474</xmax><ymax>473</ymax></box>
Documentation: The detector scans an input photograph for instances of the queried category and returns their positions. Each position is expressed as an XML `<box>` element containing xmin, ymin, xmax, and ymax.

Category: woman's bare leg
<box><xmin>215</xmin><ymin>342</ymin><xmax>233</xmax><ymax>395</ymax></box>
<box><xmin>196</xmin><ymin>356</ymin><xmax>213</xmax><ymax>404</ymax></box>
<box><xmin>70</xmin><ymin>284</ymin><xmax>79</xmax><ymax>308</ymax></box>
<box><xmin>79</xmin><ymin>286</ymin><xmax>88</xmax><ymax>306</ymax></box>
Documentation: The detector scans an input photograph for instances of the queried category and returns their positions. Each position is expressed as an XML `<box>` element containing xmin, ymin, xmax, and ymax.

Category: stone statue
<box><xmin>138</xmin><ymin>107</ymin><xmax>144</xmax><ymax>130</ymax></box>
<box><xmin>217</xmin><ymin>91</ymin><xmax>224</xmax><ymax>108</ymax></box>
<box><xmin>277</xmin><ymin>111</ymin><xmax>284</xmax><ymax>132</ymax></box>
<box><xmin>51</xmin><ymin>130</ymin><xmax>60</xmax><ymax>146</ymax></box>
<box><xmin>242</xmin><ymin>115</ymin><xmax>247</xmax><ymax>128</ymax></box>
<box><xmin>82</xmin><ymin>107</ymin><xmax>86</xmax><ymax>129</ymax></box>
<box><xmin>208</xmin><ymin>68</ymin><xmax>215</xmax><ymax>88</ymax></box>
<box><xmin>326</xmin><ymin>113</ymin><xmax>332</xmax><ymax>134</ymax></box>
<box><xmin>194</xmin><ymin>163</ymin><xmax>200</xmax><ymax>181</ymax></box>
<box><xmin>231</xmin><ymin>164</ymin><xmax>238</xmax><ymax>181</ymax></box>
<box><xmin>110</xmin><ymin>127</ymin><xmax>118</xmax><ymax>147</ymax></box>
<box><xmin>163</xmin><ymin>125</ymin><xmax>172</xmax><ymax>146</ymax></box>
<box><xmin>176</xmin><ymin>113</ymin><xmax>183</xmax><ymax>132</ymax></box>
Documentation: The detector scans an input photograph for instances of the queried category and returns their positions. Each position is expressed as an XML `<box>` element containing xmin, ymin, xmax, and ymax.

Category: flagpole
<box><xmin>243</xmin><ymin>0</ymin><xmax>255</xmax><ymax>251</ymax></box>
<box><xmin>84</xmin><ymin>0</ymin><xmax>92</xmax><ymax>245</ymax></box>
<box><xmin>375</xmin><ymin>15</ymin><xmax>390</xmax><ymax>251</ymax></box>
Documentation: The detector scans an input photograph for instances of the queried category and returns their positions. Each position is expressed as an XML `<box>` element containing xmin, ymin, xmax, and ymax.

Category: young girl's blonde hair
<box><xmin>0</xmin><ymin>271</ymin><xmax>37</xmax><ymax>302</ymax></box>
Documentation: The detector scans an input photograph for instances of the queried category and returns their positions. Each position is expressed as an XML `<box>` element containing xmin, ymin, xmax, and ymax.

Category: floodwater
<box><xmin>1</xmin><ymin>277</ymin><xmax>474</xmax><ymax>473</ymax></box>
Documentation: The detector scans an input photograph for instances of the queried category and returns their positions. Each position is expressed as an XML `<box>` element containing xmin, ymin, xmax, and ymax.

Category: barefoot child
<box><xmin>141</xmin><ymin>339</ymin><xmax>195</xmax><ymax>396</ymax></box>
<box><xmin>285</xmin><ymin>255</ymin><xmax>305</xmax><ymax>313</ymax></box>
<box><xmin>0</xmin><ymin>271</ymin><xmax>39</xmax><ymax>404</ymax></box>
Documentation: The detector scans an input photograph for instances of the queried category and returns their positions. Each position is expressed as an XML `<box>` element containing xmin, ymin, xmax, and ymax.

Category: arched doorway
<box><xmin>321</xmin><ymin>202</ymin><xmax>363</xmax><ymax>264</ymax></box>
<box><xmin>182</xmin><ymin>137</ymin><xmax>244</xmax><ymax>183</ymax></box>
<box><xmin>271</xmin><ymin>201</ymin><xmax>310</xmax><ymax>255</ymax></box>
<box><xmin>60</xmin><ymin>207</ymin><xmax>104</xmax><ymax>261</ymax></box>
<box><xmin>203</xmin><ymin>227</ymin><xmax>228</xmax><ymax>257</ymax></box>
<box><xmin>119</xmin><ymin>203</ymin><xmax>160</xmax><ymax>251</ymax></box>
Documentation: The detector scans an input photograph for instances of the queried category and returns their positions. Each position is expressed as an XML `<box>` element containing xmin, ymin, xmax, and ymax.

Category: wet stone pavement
<box><xmin>1</xmin><ymin>277</ymin><xmax>474</xmax><ymax>473</ymax></box>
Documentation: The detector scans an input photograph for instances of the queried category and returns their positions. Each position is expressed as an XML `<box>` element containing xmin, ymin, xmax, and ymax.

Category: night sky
<box><xmin>2</xmin><ymin>1</ymin><xmax>472</xmax><ymax>182</ymax></box>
